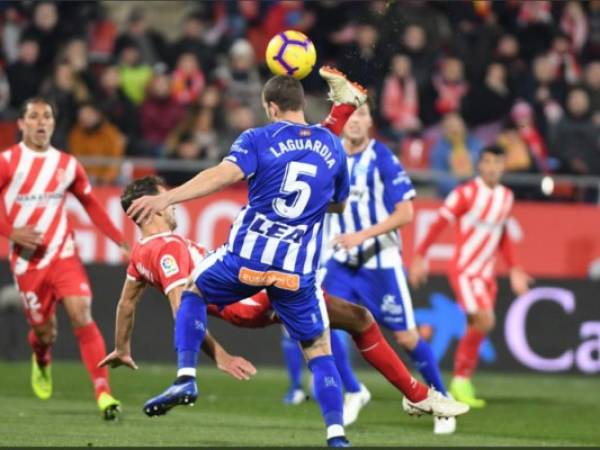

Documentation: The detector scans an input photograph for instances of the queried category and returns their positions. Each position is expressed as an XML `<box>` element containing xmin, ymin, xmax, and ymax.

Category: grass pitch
<box><xmin>1</xmin><ymin>361</ymin><xmax>599</xmax><ymax>447</ymax></box>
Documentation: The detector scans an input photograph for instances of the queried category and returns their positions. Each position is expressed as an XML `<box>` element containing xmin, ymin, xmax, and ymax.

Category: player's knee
<box><xmin>394</xmin><ymin>329</ymin><xmax>419</xmax><ymax>350</ymax></box>
<box><xmin>353</xmin><ymin>304</ymin><xmax>375</xmax><ymax>329</ymax></box>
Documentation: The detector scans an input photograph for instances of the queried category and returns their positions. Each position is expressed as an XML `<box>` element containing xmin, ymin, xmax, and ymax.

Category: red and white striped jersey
<box><xmin>418</xmin><ymin>177</ymin><xmax>514</xmax><ymax>280</ymax></box>
<box><xmin>126</xmin><ymin>231</ymin><xmax>207</xmax><ymax>294</ymax></box>
<box><xmin>0</xmin><ymin>143</ymin><xmax>96</xmax><ymax>275</ymax></box>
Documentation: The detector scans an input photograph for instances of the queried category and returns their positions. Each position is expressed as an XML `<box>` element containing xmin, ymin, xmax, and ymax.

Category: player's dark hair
<box><xmin>19</xmin><ymin>97</ymin><xmax>58</xmax><ymax>119</ymax></box>
<box><xmin>479</xmin><ymin>145</ymin><xmax>505</xmax><ymax>160</ymax></box>
<box><xmin>120</xmin><ymin>176</ymin><xmax>167</xmax><ymax>212</ymax></box>
<box><xmin>262</xmin><ymin>75</ymin><xmax>304</xmax><ymax>112</ymax></box>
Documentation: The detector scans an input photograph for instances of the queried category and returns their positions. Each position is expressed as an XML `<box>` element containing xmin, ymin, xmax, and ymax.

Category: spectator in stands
<box><xmin>380</xmin><ymin>54</ymin><xmax>420</xmax><ymax>137</ymax></box>
<box><xmin>20</xmin><ymin>2</ymin><xmax>63</xmax><ymax>72</ymax></box>
<box><xmin>550</xmin><ymin>88</ymin><xmax>600</xmax><ymax>176</ymax></box>
<box><xmin>421</xmin><ymin>56</ymin><xmax>469</xmax><ymax>126</ymax></box>
<box><xmin>338</xmin><ymin>20</ymin><xmax>382</xmax><ymax>91</ymax></box>
<box><xmin>1</xmin><ymin>6</ymin><xmax>25</xmax><ymax>64</ymax></box>
<box><xmin>114</xmin><ymin>7</ymin><xmax>168</xmax><ymax>67</ymax></box>
<box><xmin>583</xmin><ymin>62</ymin><xmax>600</xmax><ymax>125</ymax></box>
<box><xmin>5</xmin><ymin>38</ymin><xmax>42</xmax><ymax>112</ymax></box>
<box><xmin>496</xmin><ymin>121</ymin><xmax>534</xmax><ymax>174</ymax></box>
<box><xmin>547</xmin><ymin>31</ymin><xmax>582</xmax><ymax>85</ymax></box>
<box><xmin>166</xmin><ymin>85</ymin><xmax>222</xmax><ymax>161</ymax></box>
<box><xmin>494</xmin><ymin>33</ymin><xmax>528</xmax><ymax>93</ymax></box>
<box><xmin>584</xmin><ymin>0</ymin><xmax>600</xmax><ymax>62</ymax></box>
<box><xmin>520</xmin><ymin>53</ymin><xmax>566</xmax><ymax>134</ymax></box>
<box><xmin>96</xmin><ymin>65</ymin><xmax>140</xmax><ymax>155</ymax></box>
<box><xmin>462</xmin><ymin>61</ymin><xmax>513</xmax><ymax>128</ymax></box>
<box><xmin>510</xmin><ymin>100</ymin><xmax>554</xmax><ymax>173</ymax></box>
<box><xmin>400</xmin><ymin>24</ymin><xmax>437</xmax><ymax>88</ymax></box>
<box><xmin>117</xmin><ymin>42</ymin><xmax>153</xmax><ymax>106</ymax></box>
<box><xmin>68</xmin><ymin>102</ymin><xmax>125</xmax><ymax>184</ymax></box>
<box><xmin>0</xmin><ymin>67</ymin><xmax>9</xmax><ymax>114</ymax></box>
<box><xmin>42</xmin><ymin>62</ymin><xmax>90</xmax><ymax>149</ymax></box>
<box><xmin>430</xmin><ymin>112</ymin><xmax>483</xmax><ymax>196</ymax></box>
<box><xmin>171</xmin><ymin>52</ymin><xmax>205</xmax><ymax>106</ymax></box>
<box><xmin>60</xmin><ymin>38</ymin><xmax>98</xmax><ymax>99</ymax></box>
<box><xmin>214</xmin><ymin>39</ymin><xmax>263</xmax><ymax>118</ymax></box>
<box><xmin>560</xmin><ymin>0</ymin><xmax>589</xmax><ymax>55</ymax></box>
<box><xmin>161</xmin><ymin>132</ymin><xmax>204</xmax><ymax>186</ymax></box>
<box><xmin>169</xmin><ymin>11</ymin><xmax>215</xmax><ymax>73</ymax></box>
<box><xmin>223</xmin><ymin>104</ymin><xmax>257</xmax><ymax>158</ymax></box>
<box><xmin>515</xmin><ymin>0</ymin><xmax>555</xmax><ymax>61</ymax></box>
<box><xmin>141</xmin><ymin>73</ymin><xmax>185</xmax><ymax>156</ymax></box>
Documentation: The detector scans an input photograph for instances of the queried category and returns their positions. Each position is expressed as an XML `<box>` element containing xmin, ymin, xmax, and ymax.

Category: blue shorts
<box><xmin>192</xmin><ymin>247</ymin><xmax>329</xmax><ymax>341</ymax></box>
<box><xmin>322</xmin><ymin>259</ymin><xmax>416</xmax><ymax>331</ymax></box>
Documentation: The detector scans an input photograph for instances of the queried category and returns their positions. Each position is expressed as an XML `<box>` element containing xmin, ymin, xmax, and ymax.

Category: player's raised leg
<box><xmin>319</xmin><ymin>66</ymin><xmax>367</xmax><ymax>136</ymax></box>
<box><xmin>325</xmin><ymin>292</ymin><xmax>467</xmax><ymax>419</ymax></box>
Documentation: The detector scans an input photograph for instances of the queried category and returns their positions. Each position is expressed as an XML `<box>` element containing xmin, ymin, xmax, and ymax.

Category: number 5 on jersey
<box><xmin>273</xmin><ymin>161</ymin><xmax>317</xmax><ymax>219</ymax></box>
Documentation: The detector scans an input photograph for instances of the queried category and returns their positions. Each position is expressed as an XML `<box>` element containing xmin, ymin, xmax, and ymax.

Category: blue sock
<box><xmin>281</xmin><ymin>332</ymin><xmax>304</xmax><ymax>390</ymax></box>
<box><xmin>307</xmin><ymin>355</ymin><xmax>344</xmax><ymax>438</ymax></box>
<box><xmin>174</xmin><ymin>290</ymin><xmax>207</xmax><ymax>377</ymax></box>
<box><xmin>331</xmin><ymin>330</ymin><xmax>361</xmax><ymax>393</ymax></box>
<box><xmin>410</xmin><ymin>338</ymin><xmax>447</xmax><ymax>395</ymax></box>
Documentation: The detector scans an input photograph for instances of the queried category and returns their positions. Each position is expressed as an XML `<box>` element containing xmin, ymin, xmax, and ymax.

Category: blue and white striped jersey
<box><xmin>327</xmin><ymin>139</ymin><xmax>416</xmax><ymax>269</ymax></box>
<box><xmin>223</xmin><ymin>121</ymin><xmax>349</xmax><ymax>275</ymax></box>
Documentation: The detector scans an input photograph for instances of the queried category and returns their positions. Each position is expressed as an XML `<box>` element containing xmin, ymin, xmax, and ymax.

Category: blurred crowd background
<box><xmin>0</xmin><ymin>0</ymin><xmax>598</xmax><ymax>201</ymax></box>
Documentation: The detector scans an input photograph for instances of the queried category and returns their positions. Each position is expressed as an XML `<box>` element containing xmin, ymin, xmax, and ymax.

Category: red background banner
<box><xmin>1</xmin><ymin>186</ymin><xmax>599</xmax><ymax>278</ymax></box>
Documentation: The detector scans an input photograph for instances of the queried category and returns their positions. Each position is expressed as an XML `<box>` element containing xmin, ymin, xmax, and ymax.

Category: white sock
<box><xmin>177</xmin><ymin>367</ymin><xmax>197</xmax><ymax>378</ymax></box>
<box><xmin>326</xmin><ymin>424</ymin><xmax>345</xmax><ymax>440</ymax></box>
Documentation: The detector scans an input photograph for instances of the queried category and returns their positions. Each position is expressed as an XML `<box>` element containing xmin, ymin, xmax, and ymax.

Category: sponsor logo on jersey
<box><xmin>248</xmin><ymin>214</ymin><xmax>307</xmax><ymax>244</ymax></box>
<box><xmin>381</xmin><ymin>294</ymin><xmax>404</xmax><ymax>315</ymax></box>
<box><xmin>160</xmin><ymin>254</ymin><xmax>179</xmax><ymax>277</ymax></box>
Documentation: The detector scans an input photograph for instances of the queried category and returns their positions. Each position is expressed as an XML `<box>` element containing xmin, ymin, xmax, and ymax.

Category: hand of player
<box><xmin>409</xmin><ymin>255</ymin><xmax>429</xmax><ymax>288</ymax></box>
<box><xmin>10</xmin><ymin>225</ymin><xmax>42</xmax><ymax>250</ymax></box>
<box><xmin>216</xmin><ymin>353</ymin><xmax>257</xmax><ymax>381</ymax></box>
<box><xmin>98</xmin><ymin>349</ymin><xmax>138</xmax><ymax>370</ymax></box>
<box><xmin>127</xmin><ymin>193</ymin><xmax>170</xmax><ymax>225</ymax></box>
<box><xmin>332</xmin><ymin>231</ymin><xmax>367</xmax><ymax>251</ymax></box>
<box><xmin>509</xmin><ymin>267</ymin><xmax>534</xmax><ymax>296</ymax></box>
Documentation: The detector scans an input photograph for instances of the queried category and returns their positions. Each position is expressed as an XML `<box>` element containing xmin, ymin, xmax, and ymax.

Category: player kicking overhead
<box><xmin>101</xmin><ymin>175</ymin><xmax>468</xmax><ymax>429</ymax></box>
<box><xmin>0</xmin><ymin>97</ymin><xmax>128</xmax><ymax>419</ymax></box>
<box><xmin>321</xmin><ymin>100</ymin><xmax>458</xmax><ymax>435</ymax></box>
<box><xmin>409</xmin><ymin>145</ymin><xmax>533</xmax><ymax>408</ymax></box>
<box><xmin>127</xmin><ymin>72</ymin><xmax>466</xmax><ymax>447</ymax></box>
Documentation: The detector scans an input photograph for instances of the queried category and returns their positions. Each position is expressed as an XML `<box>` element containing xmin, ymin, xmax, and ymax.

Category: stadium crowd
<box><xmin>0</xmin><ymin>0</ymin><xmax>598</xmax><ymax>199</ymax></box>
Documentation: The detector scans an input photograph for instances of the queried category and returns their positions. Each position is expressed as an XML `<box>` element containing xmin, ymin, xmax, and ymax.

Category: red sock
<box><xmin>321</xmin><ymin>103</ymin><xmax>356</xmax><ymax>136</ymax></box>
<box><xmin>454</xmin><ymin>327</ymin><xmax>486</xmax><ymax>378</ymax></box>
<box><xmin>74</xmin><ymin>322</ymin><xmax>111</xmax><ymax>399</ymax></box>
<box><xmin>28</xmin><ymin>329</ymin><xmax>52</xmax><ymax>367</ymax></box>
<box><xmin>352</xmin><ymin>323</ymin><xmax>428</xmax><ymax>402</ymax></box>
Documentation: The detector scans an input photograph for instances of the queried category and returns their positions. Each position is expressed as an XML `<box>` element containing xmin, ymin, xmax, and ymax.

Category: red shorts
<box><xmin>207</xmin><ymin>291</ymin><xmax>278</xmax><ymax>328</ymax></box>
<box><xmin>449</xmin><ymin>272</ymin><xmax>497</xmax><ymax>314</ymax></box>
<box><xmin>14</xmin><ymin>257</ymin><xmax>91</xmax><ymax>326</ymax></box>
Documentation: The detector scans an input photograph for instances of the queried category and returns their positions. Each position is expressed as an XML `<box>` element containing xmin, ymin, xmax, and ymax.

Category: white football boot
<box><xmin>402</xmin><ymin>388</ymin><xmax>469</xmax><ymax>417</ymax></box>
<box><xmin>319</xmin><ymin>66</ymin><xmax>368</xmax><ymax>107</ymax></box>
<box><xmin>343</xmin><ymin>384</ymin><xmax>371</xmax><ymax>426</ymax></box>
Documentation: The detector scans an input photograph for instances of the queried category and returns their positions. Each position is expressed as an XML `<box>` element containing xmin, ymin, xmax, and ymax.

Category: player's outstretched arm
<box><xmin>333</xmin><ymin>200</ymin><xmax>414</xmax><ymax>251</ymax></box>
<box><xmin>128</xmin><ymin>161</ymin><xmax>244</xmax><ymax>224</ymax></box>
<box><xmin>98</xmin><ymin>278</ymin><xmax>146</xmax><ymax>370</ymax></box>
<box><xmin>202</xmin><ymin>331</ymin><xmax>258</xmax><ymax>381</ymax></box>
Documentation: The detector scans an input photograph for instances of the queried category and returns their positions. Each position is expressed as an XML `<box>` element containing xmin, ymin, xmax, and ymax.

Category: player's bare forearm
<box><xmin>201</xmin><ymin>330</ymin><xmax>219</xmax><ymax>362</ymax></box>
<box><xmin>362</xmin><ymin>200</ymin><xmax>414</xmax><ymax>240</ymax></box>
<box><xmin>114</xmin><ymin>279</ymin><xmax>145</xmax><ymax>353</ymax></box>
<box><xmin>165</xmin><ymin>161</ymin><xmax>244</xmax><ymax>206</ymax></box>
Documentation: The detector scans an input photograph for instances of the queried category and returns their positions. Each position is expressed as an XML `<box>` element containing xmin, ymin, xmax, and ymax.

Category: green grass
<box><xmin>1</xmin><ymin>361</ymin><xmax>599</xmax><ymax>447</ymax></box>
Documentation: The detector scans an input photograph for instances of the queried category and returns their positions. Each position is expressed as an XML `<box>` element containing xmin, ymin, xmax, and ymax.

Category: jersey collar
<box><xmin>19</xmin><ymin>141</ymin><xmax>56</xmax><ymax>158</ymax></box>
<box><xmin>139</xmin><ymin>231</ymin><xmax>173</xmax><ymax>245</ymax></box>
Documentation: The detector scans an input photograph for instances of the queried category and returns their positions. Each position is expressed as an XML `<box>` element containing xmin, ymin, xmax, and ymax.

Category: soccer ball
<box><xmin>265</xmin><ymin>30</ymin><xmax>316</xmax><ymax>80</ymax></box>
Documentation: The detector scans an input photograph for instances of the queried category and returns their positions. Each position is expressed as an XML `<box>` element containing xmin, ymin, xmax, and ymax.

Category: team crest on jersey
<box><xmin>160</xmin><ymin>254</ymin><xmax>179</xmax><ymax>277</ymax></box>
<box><xmin>299</xmin><ymin>129</ymin><xmax>311</xmax><ymax>137</ymax></box>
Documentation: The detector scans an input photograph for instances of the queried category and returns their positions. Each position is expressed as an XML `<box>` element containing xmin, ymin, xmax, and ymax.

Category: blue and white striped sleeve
<box><xmin>223</xmin><ymin>129</ymin><xmax>257</xmax><ymax>179</ymax></box>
